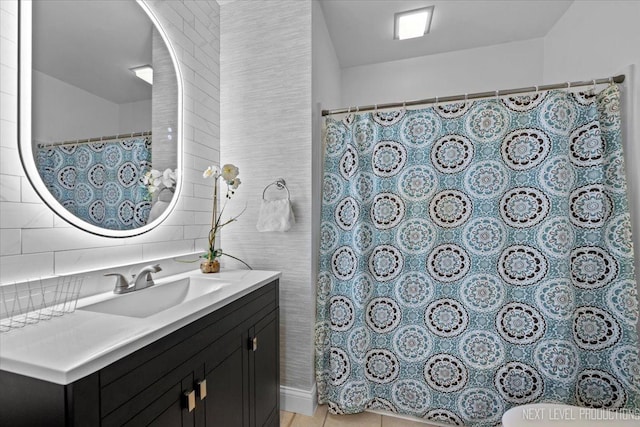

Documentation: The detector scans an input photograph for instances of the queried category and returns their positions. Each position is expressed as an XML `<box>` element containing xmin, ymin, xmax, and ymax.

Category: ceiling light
<box><xmin>130</xmin><ymin>65</ymin><xmax>153</xmax><ymax>85</ymax></box>
<box><xmin>394</xmin><ymin>6</ymin><xmax>434</xmax><ymax>40</ymax></box>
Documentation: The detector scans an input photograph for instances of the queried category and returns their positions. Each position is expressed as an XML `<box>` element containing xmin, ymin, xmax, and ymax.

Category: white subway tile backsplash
<box><xmin>183</xmin><ymin>23</ymin><xmax>208</xmax><ymax>49</ymax></box>
<box><xmin>21</xmin><ymin>227</ymin><xmax>110</xmax><ymax>254</ymax></box>
<box><xmin>194</xmin><ymin>45</ymin><xmax>218</xmax><ymax>71</ymax></box>
<box><xmin>191</xmin><ymin>155</ymin><xmax>213</xmax><ymax>174</ymax></box>
<box><xmin>194</xmin><ymin>237</ymin><xmax>208</xmax><ymax>253</ymax></box>
<box><xmin>183</xmin><ymin>93</ymin><xmax>196</xmax><ymax>113</ymax></box>
<box><xmin>183</xmin><ymin>123</ymin><xmax>195</xmax><ymax>141</ymax></box>
<box><xmin>179</xmin><ymin>182</ymin><xmax>194</xmax><ymax>197</ymax></box>
<box><xmin>1</xmin><ymin>34</ymin><xmax>18</xmax><ymax>61</ymax></box>
<box><xmin>0</xmin><ymin>201</ymin><xmax>53</xmax><ymax>229</ymax></box>
<box><xmin>142</xmin><ymin>239</ymin><xmax>194</xmax><ymax>260</ymax></box>
<box><xmin>0</xmin><ymin>174</ymin><xmax>19</xmax><ymax>201</ymax></box>
<box><xmin>0</xmin><ymin>0</ymin><xmax>17</xmax><ymax>16</ymax></box>
<box><xmin>20</xmin><ymin>177</ymin><xmax>41</xmax><ymax>203</ymax></box>
<box><xmin>0</xmin><ymin>228</ymin><xmax>20</xmax><ymax>256</ymax></box>
<box><xmin>0</xmin><ymin>119</ymin><xmax>17</xmax><ymax>148</ymax></box>
<box><xmin>161</xmin><ymin>24</ymin><xmax>195</xmax><ymax>56</ymax></box>
<box><xmin>193</xmin><ymin>183</ymin><xmax>213</xmax><ymax>199</ymax></box>
<box><xmin>182</xmin><ymin>165</ymin><xmax>209</xmax><ymax>184</ymax></box>
<box><xmin>180</xmin><ymin>49</ymin><xmax>205</xmax><ymax>78</ymax></box>
<box><xmin>182</xmin><ymin>196</ymin><xmax>212</xmax><ymax>212</ymax></box>
<box><xmin>0</xmin><ymin>9</ymin><xmax>17</xmax><ymax>45</ymax></box>
<box><xmin>183</xmin><ymin>224</ymin><xmax>210</xmax><ymax>240</ymax></box>
<box><xmin>0</xmin><ymin>92</ymin><xmax>17</xmax><ymax>122</ymax></box>
<box><xmin>54</xmin><ymin>244</ymin><xmax>143</xmax><ymax>276</ymax></box>
<box><xmin>0</xmin><ymin>252</ymin><xmax>54</xmax><ymax>283</ymax></box>
<box><xmin>1</xmin><ymin>64</ymin><xmax>17</xmax><ymax>95</ymax></box>
<box><xmin>153</xmin><ymin>1</ymin><xmax>185</xmax><ymax>31</ymax></box>
<box><xmin>194</xmin><ymin>128</ymin><xmax>218</xmax><ymax>146</ymax></box>
<box><xmin>162</xmin><ymin>209</ymin><xmax>194</xmax><ymax>226</ymax></box>
<box><xmin>123</xmin><ymin>225</ymin><xmax>185</xmax><ymax>246</ymax></box>
<box><xmin>187</xmin><ymin>1</ymin><xmax>215</xmax><ymax>18</ymax></box>
<box><xmin>0</xmin><ymin>147</ymin><xmax>23</xmax><ymax>176</ymax></box>
<box><xmin>193</xmin><ymin>211</ymin><xmax>212</xmax><ymax>226</ymax></box>
<box><xmin>53</xmin><ymin>215</ymin><xmax>73</xmax><ymax>228</ymax></box>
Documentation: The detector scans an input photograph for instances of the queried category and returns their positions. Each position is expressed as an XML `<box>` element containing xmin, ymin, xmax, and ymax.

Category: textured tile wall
<box><xmin>220</xmin><ymin>0</ymin><xmax>314</xmax><ymax>392</ymax></box>
<box><xmin>0</xmin><ymin>0</ymin><xmax>220</xmax><ymax>287</ymax></box>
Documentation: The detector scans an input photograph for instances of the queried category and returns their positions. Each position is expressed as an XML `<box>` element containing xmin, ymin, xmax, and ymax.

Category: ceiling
<box><xmin>33</xmin><ymin>0</ymin><xmax>153</xmax><ymax>105</ymax></box>
<box><xmin>319</xmin><ymin>0</ymin><xmax>574</xmax><ymax>68</ymax></box>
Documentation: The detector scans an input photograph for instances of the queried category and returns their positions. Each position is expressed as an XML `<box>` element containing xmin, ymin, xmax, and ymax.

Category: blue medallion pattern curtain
<box><xmin>36</xmin><ymin>135</ymin><xmax>152</xmax><ymax>230</ymax></box>
<box><xmin>316</xmin><ymin>85</ymin><xmax>640</xmax><ymax>426</ymax></box>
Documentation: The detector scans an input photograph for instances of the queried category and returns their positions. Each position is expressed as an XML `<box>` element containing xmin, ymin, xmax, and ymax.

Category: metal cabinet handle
<box><xmin>250</xmin><ymin>336</ymin><xmax>258</xmax><ymax>351</ymax></box>
<box><xmin>198</xmin><ymin>379</ymin><xmax>207</xmax><ymax>400</ymax></box>
<box><xmin>184</xmin><ymin>390</ymin><xmax>196</xmax><ymax>412</ymax></box>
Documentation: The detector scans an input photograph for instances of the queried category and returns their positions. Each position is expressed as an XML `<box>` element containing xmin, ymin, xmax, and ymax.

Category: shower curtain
<box><xmin>316</xmin><ymin>85</ymin><xmax>640</xmax><ymax>426</ymax></box>
<box><xmin>36</xmin><ymin>135</ymin><xmax>152</xmax><ymax>230</ymax></box>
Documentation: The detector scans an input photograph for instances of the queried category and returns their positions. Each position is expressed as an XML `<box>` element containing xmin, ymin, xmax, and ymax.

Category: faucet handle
<box><xmin>105</xmin><ymin>273</ymin><xmax>131</xmax><ymax>294</ymax></box>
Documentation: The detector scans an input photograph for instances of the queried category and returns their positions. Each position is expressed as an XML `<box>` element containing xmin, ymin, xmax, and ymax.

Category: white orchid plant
<box><xmin>202</xmin><ymin>164</ymin><xmax>250</xmax><ymax>268</ymax></box>
<box><xmin>142</xmin><ymin>168</ymin><xmax>176</xmax><ymax>199</ymax></box>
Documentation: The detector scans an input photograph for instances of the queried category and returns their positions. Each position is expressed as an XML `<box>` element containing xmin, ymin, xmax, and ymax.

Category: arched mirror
<box><xmin>19</xmin><ymin>0</ymin><xmax>182</xmax><ymax>237</ymax></box>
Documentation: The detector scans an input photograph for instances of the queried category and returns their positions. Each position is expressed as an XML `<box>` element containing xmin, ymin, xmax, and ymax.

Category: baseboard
<box><xmin>280</xmin><ymin>383</ymin><xmax>317</xmax><ymax>416</ymax></box>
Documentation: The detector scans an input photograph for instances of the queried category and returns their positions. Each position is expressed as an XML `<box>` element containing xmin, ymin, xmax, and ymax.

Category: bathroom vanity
<box><xmin>0</xmin><ymin>270</ymin><xmax>280</xmax><ymax>427</ymax></box>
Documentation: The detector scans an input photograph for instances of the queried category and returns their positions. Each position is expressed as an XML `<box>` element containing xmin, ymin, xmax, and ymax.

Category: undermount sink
<box><xmin>80</xmin><ymin>276</ymin><xmax>224</xmax><ymax>318</ymax></box>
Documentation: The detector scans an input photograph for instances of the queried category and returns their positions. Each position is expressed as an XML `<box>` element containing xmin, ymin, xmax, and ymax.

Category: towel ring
<box><xmin>262</xmin><ymin>178</ymin><xmax>290</xmax><ymax>200</ymax></box>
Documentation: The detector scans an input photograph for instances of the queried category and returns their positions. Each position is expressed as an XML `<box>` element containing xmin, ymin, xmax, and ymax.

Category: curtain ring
<box><xmin>374</xmin><ymin>104</ymin><xmax>377</xmax><ymax>112</ymax></box>
<box><xmin>495</xmin><ymin>90</ymin><xmax>500</xmax><ymax>100</ymax></box>
<box><xmin>609</xmin><ymin>76</ymin><xmax>614</xmax><ymax>85</ymax></box>
<box><xmin>435</xmin><ymin>96</ymin><xmax>439</xmax><ymax>107</ymax></box>
<box><xmin>355</xmin><ymin>106</ymin><xmax>359</xmax><ymax>113</ymax></box>
<box><xmin>402</xmin><ymin>101</ymin><xmax>406</xmax><ymax>112</ymax></box>
<box><xmin>347</xmin><ymin>106</ymin><xmax>351</xmax><ymax>113</ymax></box>
<box><xmin>566</xmin><ymin>82</ymin><xmax>571</xmax><ymax>92</ymax></box>
<box><xmin>535</xmin><ymin>85</ymin><xmax>539</xmax><ymax>93</ymax></box>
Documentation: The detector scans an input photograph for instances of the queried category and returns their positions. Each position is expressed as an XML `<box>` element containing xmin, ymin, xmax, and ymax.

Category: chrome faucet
<box><xmin>104</xmin><ymin>264</ymin><xmax>162</xmax><ymax>294</ymax></box>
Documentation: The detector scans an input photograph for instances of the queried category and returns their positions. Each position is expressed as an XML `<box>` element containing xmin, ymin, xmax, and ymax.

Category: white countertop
<box><xmin>0</xmin><ymin>269</ymin><xmax>280</xmax><ymax>385</ymax></box>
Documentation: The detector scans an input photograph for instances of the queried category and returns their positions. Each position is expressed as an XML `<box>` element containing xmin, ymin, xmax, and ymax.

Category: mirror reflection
<box><xmin>30</xmin><ymin>0</ymin><xmax>178</xmax><ymax>231</ymax></box>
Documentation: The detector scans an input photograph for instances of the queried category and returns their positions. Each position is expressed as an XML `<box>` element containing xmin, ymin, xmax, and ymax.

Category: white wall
<box><xmin>32</xmin><ymin>71</ymin><xmax>151</xmax><ymax>144</ymax></box>
<box><xmin>543</xmin><ymin>1</ymin><xmax>640</xmax><ymax>84</ymax></box>
<box><xmin>311</xmin><ymin>1</ymin><xmax>341</xmax><ymax>385</ymax></box>
<box><xmin>0</xmin><ymin>0</ymin><xmax>220</xmax><ymax>287</ymax></box>
<box><xmin>32</xmin><ymin>70</ymin><xmax>120</xmax><ymax>143</ymax></box>
<box><xmin>341</xmin><ymin>38</ymin><xmax>545</xmax><ymax>106</ymax></box>
<box><xmin>220</xmin><ymin>0</ymin><xmax>314</xmax><ymax>412</ymax></box>
<box><xmin>118</xmin><ymin>99</ymin><xmax>151</xmax><ymax>134</ymax></box>
<box><xmin>312</xmin><ymin>0</ymin><xmax>341</xmax><ymax>111</ymax></box>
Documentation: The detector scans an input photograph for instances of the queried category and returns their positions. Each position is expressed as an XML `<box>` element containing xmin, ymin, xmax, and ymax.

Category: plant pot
<box><xmin>200</xmin><ymin>259</ymin><xmax>220</xmax><ymax>273</ymax></box>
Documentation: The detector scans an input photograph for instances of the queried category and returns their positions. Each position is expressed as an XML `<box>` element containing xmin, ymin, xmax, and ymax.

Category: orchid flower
<box><xmin>200</xmin><ymin>163</ymin><xmax>248</xmax><ymax>269</ymax></box>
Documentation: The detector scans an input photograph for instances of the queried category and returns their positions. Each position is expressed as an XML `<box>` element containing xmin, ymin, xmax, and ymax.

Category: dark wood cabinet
<box><xmin>250</xmin><ymin>310</ymin><xmax>280</xmax><ymax>427</ymax></box>
<box><xmin>0</xmin><ymin>279</ymin><xmax>279</xmax><ymax>427</ymax></box>
<box><xmin>202</xmin><ymin>330</ymin><xmax>248</xmax><ymax>427</ymax></box>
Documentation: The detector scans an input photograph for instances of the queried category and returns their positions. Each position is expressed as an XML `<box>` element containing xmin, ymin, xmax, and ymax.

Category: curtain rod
<box><xmin>37</xmin><ymin>131</ymin><xmax>152</xmax><ymax>148</ymax></box>
<box><xmin>321</xmin><ymin>74</ymin><xmax>625</xmax><ymax>117</ymax></box>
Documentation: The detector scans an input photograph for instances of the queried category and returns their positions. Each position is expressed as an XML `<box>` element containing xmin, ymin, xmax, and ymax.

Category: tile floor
<box><xmin>280</xmin><ymin>406</ymin><xmax>440</xmax><ymax>427</ymax></box>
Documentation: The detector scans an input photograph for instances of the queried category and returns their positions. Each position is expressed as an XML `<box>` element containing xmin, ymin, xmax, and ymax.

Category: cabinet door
<box><xmin>123</xmin><ymin>374</ymin><xmax>195</xmax><ymax>427</ymax></box>
<box><xmin>202</xmin><ymin>331</ymin><xmax>248</xmax><ymax>427</ymax></box>
<box><xmin>250</xmin><ymin>310</ymin><xmax>279</xmax><ymax>427</ymax></box>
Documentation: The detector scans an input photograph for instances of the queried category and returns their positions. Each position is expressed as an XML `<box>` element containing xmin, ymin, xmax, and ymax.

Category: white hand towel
<box><xmin>256</xmin><ymin>199</ymin><xmax>295</xmax><ymax>232</ymax></box>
